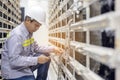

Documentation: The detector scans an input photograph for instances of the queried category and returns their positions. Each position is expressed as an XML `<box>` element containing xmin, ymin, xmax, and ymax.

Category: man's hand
<box><xmin>37</xmin><ymin>55</ymin><xmax>50</xmax><ymax>64</ymax></box>
<box><xmin>54</xmin><ymin>47</ymin><xmax>64</xmax><ymax>55</ymax></box>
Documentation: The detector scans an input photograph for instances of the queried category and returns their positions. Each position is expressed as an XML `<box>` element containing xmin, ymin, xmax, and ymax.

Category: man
<box><xmin>1</xmin><ymin>6</ymin><xmax>63</xmax><ymax>80</ymax></box>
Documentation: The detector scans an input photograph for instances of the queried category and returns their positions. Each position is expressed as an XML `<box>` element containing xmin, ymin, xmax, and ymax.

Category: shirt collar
<box><xmin>20</xmin><ymin>22</ymin><xmax>30</xmax><ymax>37</ymax></box>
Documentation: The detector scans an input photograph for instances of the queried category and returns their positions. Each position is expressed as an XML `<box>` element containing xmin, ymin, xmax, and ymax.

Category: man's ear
<box><xmin>25</xmin><ymin>20</ymin><xmax>30</xmax><ymax>24</ymax></box>
<box><xmin>25</xmin><ymin>18</ymin><xmax>31</xmax><ymax>25</ymax></box>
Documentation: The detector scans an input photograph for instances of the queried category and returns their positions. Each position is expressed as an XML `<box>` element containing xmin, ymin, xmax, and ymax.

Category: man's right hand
<box><xmin>37</xmin><ymin>55</ymin><xmax>50</xmax><ymax>64</ymax></box>
<box><xmin>54</xmin><ymin>47</ymin><xmax>64</xmax><ymax>55</ymax></box>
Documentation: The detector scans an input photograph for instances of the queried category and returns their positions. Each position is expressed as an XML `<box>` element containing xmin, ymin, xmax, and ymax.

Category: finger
<box><xmin>46</xmin><ymin>56</ymin><xmax>50</xmax><ymax>60</ymax></box>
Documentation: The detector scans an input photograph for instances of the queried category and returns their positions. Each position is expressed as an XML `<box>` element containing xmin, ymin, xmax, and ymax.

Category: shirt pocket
<box><xmin>23</xmin><ymin>46</ymin><xmax>31</xmax><ymax>54</ymax></box>
<box><xmin>22</xmin><ymin>46</ymin><xmax>30</xmax><ymax>56</ymax></box>
<box><xmin>23</xmin><ymin>46</ymin><xmax>29</xmax><ymax>52</ymax></box>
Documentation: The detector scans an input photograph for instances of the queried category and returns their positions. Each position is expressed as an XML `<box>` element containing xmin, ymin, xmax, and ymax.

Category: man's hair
<box><xmin>24</xmin><ymin>16</ymin><xmax>31</xmax><ymax>21</ymax></box>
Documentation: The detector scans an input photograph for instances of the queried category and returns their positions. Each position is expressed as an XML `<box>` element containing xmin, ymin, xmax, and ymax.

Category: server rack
<box><xmin>0</xmin><ymin>0</ymin><xmax>21</xmax><ymax>79</ymax></box>
<box><xmin>48</xmin><ymin>0</ymin><xmax>120</xmax><ymax>80</ymax></box>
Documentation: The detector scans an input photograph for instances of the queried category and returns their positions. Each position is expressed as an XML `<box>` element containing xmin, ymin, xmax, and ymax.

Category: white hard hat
<box><xmin>26</xmin><ymin>6</ymin><xmax>46</xmax><ymax>24</ymax></box>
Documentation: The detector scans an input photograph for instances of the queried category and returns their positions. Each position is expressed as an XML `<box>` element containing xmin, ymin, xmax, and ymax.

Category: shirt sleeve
<box><xmin>8</xmin><ymin>34</ymin><xmax>38</xmax><ymax>69</ymax></box>
<box><xmin>32</xmin><ymin>41</ymin><xmax>55</xmax><ymax>53</ymax></box>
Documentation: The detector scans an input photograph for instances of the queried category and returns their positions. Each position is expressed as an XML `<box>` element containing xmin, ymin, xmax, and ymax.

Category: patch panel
<box><xmin>0</xmin><ymin>0</ymin><xmax>21</xmax><ymax>79</ymax></box>
<box><xmin>48</xmin><ymin>0</ymin><xmax>120</xmax><ymax>80</ymax></box>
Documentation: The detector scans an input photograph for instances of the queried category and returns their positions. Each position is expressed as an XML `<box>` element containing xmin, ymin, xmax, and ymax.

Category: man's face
<box><xmin>28</xmin><ymin>20</ymin><xmax>41</xmax><ymax>33</ymax></box>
